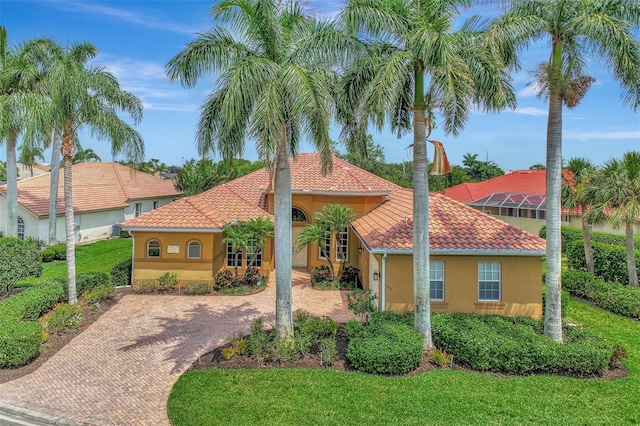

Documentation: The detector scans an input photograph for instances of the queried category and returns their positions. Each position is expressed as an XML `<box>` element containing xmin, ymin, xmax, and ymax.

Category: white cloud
<box><xmin>142</xmin><ymin>103</ymin><xmax>199</xmax><ymax>113</ymax></box>
<box><xmin>514</xmin><ymin>107</ymin><xmax>547</xmax><ymax>117</ymax></box>
<box><xmin>517</xmin><ymin>83</ymin><xmax>542</xmax><ymax>98</ymax></box>
<box><xmin>565</xmin><ymin>130</ymin><xmax>640</xmax><ymax>141</ymax></box>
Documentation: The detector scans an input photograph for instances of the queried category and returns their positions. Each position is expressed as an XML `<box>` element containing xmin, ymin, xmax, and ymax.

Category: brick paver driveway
<box><xmin>0</xmin><ymin>270</ymin><xmax>354</xmax><ymax>426</ymax></box>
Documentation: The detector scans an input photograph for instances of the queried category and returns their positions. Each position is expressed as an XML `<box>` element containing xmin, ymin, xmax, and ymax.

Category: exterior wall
<box><xmin>123</xmin><ymin>196</ymin><xmax>175</xmax><ymax>222</ymax></box>
<box><xmin>360</xmin><ymin>249</ymin><xmax>543</xmax><ymax>319</ymax></box>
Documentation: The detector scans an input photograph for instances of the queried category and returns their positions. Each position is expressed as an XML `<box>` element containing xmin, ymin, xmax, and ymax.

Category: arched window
<box><xmin>17</xmin><ymin>217</ymin><xmax>25</xmax><ymax>239</ymax></box>
<box><xmin>187</xmin><ymin>240</ymin><xmax>201</xmax><ymax>259</ymax></box>
<box><xmin>292</xmin><ymin>207</ymin><xmax>307</xmax><ymax>222</ymax></box>
<box><xmin>147</xmin><ymin>240</ymin><xmax>160</xmax><ymax>258</ymax></box>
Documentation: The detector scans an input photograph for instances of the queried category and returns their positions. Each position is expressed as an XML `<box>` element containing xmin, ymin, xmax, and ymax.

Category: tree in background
<box><xmin>529</xmin><ymin>163</ymin><xmax>546</xmax><ymax>170</ymax></box>
<box><xmin>561</xmin><ymin>157</ymin><xmax>596</xmax><ymax>273</ymax></box>
<box><xmin>18</xmin><ymin>142</ymin><xmax>45</xmax><ymax>177</ymax></box>
<box><xmin>462</xmin><ymin>153</ymin><xmax>504</xmax><ymax>182</ymax></box>
<box><xmin>0</xmin><ymin>161</ymin><xmax>6</xmax><ymax>181</ymax></box>
<box><xmin>586</xmin><ymin>152</ymin><xmax>640</xmax><ymax>288</ymax></box>
<box><xmin>173</xmin><ymin>158</ymin><xmax>231</xmax><ymax>197</ymax></box>
<box><xmin>493</xmin><ymin>0</ymin><xmax>640</xmax><ymax>341</ymax></box>
<box><xmin>72</xmin><ymin>144</ymin><xmax>102</xmax><ymax>163</ymax></box>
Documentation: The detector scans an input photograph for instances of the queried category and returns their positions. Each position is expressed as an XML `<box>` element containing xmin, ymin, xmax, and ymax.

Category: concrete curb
<box><xmin>0</xmin><ymin>401</ymin><xmax>87</xmax><ymax>426</ymax></box>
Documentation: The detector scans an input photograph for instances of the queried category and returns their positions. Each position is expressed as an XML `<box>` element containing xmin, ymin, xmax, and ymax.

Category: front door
<box><xmin>292</xmin><ymin>227</ymin><xmax>308</xmax><ymax>268</ymax></box>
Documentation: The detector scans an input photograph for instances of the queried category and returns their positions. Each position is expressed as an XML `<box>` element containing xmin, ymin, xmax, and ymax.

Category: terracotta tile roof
<box><xmin>122</xmin><ymin>153</ymin><xmax>398</xmax><ymax>230</ymax></box>
<box><xmin>352</xmin><ymin>188</ymin><xmax>546</xmax><ymax>254</ymax></box>
<box><xmin>0</xmin><ymin>162</ymin><xmax>179</xmax><ymax>217</ymax></box>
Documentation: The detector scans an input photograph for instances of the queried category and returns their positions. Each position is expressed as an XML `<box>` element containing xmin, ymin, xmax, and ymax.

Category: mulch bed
<box><xmin>0</xmin><ymin>287</ymin><xmax>131</xmax><ymax>385</ymax></box>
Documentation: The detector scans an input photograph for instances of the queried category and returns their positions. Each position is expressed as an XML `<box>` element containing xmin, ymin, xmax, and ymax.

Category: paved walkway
<box><xmin>0</xmin><ymin>270</ymin><xmax>354</xmax><ymax>426</ymax></box>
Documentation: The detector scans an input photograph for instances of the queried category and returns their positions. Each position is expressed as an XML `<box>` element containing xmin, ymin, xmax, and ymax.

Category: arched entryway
<box><xmin>291</xmin><ymin>207</ymin><xmax>308</xmax><ymax>268</ymax></box>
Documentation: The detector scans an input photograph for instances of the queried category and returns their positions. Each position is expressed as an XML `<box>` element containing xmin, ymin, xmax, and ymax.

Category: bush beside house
<box><xmin>562</xmin><ymin>271</ymin><xmax>640</xmax><ymax>319</ymax></box>
<box><xmin>566</xmin><ymin>240</ymin><xmax>640</xmax><ymax>284</ymax></box>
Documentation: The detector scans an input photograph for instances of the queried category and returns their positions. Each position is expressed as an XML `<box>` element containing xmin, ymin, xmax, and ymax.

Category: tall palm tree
<box><xmin>562</xmin><ymin>157</ymin><xmax>596</xmax><ymax>273</ymax></box>
<box><xmin>0</xmin><ymin>27</ymin><xmax>48</xmax><ymax>237</ymax></box>
<box><xmin>166</xmin><ymin>0</ymin><xmax>337</xmax><ymax>339</ymax></box>
<box><xmin>18</xmin><ymin>142</ymin><xmax>45</xmax><ymax>177</ymax></box>
<box><xmin>72</xmin><ymin>145</ymin><xmax>101</xmax><ymax>163</ymax></box>
<box><xmin>340</xmin><ymin>0</ymin><xmax>515</xmax><ymax>348</ymax></box>
<box><xmin>586</xmin><ymin>152</ymin><xmax>640</xmax><ymax>288</ymax></box>
<box><xmin>47</xmin><ymin>41</ymin><xmax>144</xmax><ymax>304</ymax></box>
<box><xmin>493</xmin><ymin>0</ymin><xmax>640</xmax><ymax>341</ymax></box>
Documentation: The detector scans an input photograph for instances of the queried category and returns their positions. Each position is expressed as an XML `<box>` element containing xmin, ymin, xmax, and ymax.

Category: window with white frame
<box><xmin>226</xmin><ymin>243</ymin><xmax>242</xmax><ymax>267</ymax></box>
<box><xmin>336</xmin><ymin>227</ymin><xmax>348</xmax><ymax>261</ymax></box>
<box><xmin>147</xmin><ymin>240</ymin><xmax>160</xmax><ymax>258</ymax></box>
<box><xmin>318</xmin><ymin>228</ymin><xmax>331</xmax><ymax>259</ymax></box>
<box><xmin>187</xmin><ymin>241</ymin><xmax>201</xmax><ymax>259</ymax></box>
<box><xmin>430</xmin><ymin>261</ymin><xmax>444</xmax><ymax>301</ymax></box>
<box><xmin>153</xmin><ymin>201</ymin><xmax>159</xmax><ymax>210</ymax></box>
<box><xmin>135</xmin><ymin>203</ymin><xmax>143</xmax><ymax>217</ymax></box>
<box><xmin>246</xmin><ymin>238</ymin><xmax>262</xmax><ymax>268</ymax></box>
<box><xmin>17</xmin><ymin>217</ymin><xmax>24</xmax><ymax>239</ymax></box>
<box><xmin>478</xmin><ymin>262</ymin><xmax>501</xmax><ymax>301</ymax></box>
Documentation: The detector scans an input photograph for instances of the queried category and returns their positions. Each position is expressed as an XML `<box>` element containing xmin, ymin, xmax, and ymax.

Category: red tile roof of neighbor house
<box><xmin>122</xmin><ymin>153</ymin><xmax>399</xmax><ymax>230</ymax></box>
<box><xmin>0</xmin><ymin>162</ymin><xmax>179</xmax><ymax>217</ymax></box>
<box><xmin>352</xmin><ymin>188</ymin><xmax>546</xmax><ymax>254</ymax></box>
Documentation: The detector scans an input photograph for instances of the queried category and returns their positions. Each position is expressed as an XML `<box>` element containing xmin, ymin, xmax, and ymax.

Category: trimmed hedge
<box><xmin>48</xmin><ymin>243</ymin><xmax>67</xmax><ymax>260</ymax></box>
<box><xmin>76</xmin><ymin>272</ymin><xmax>111</xmax><ymax>294</ymax></box>
<box><xmin>540</xmin><ymin>225</ymin><xmax>640</xmax><ymax>253</ymax></box>
<box><xmin>42</xmin><ymin>248</ymin><xmax>56</xmax><ymax>262</ymax></box>
<box><xmin>432</xmin><ymin>313</ymin><xmax>612</xmax><ymax>376</ymax></box>
<box><xmin>566</xmin><ymin>240</ymin><xmax>640</xmax><ymax>284</ymax></box>
<box><xmin>347</xmin><ymin>321</ymin><xmax>423</xmax><ymax>374</ymax></box>
<box><xmin>0</xmin><ymin>237</ymin><xmax>43</xmax><ymax>292</ymax></box>
<box><xmin>0</xmin><ymin>280</ymin><xmax>66</xmax><ymax>321</ymax></box>
<box><xmin>111</xmin><ymin>258</ymin><xmax>132</xmax><ymax>287</ymax></box>
<box><xmin>562</xmin><ymin>271</ymin><xmax>640</xmax><ymax>319</ymax></box>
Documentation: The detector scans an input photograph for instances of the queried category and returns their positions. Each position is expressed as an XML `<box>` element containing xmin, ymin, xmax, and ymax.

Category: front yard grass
<box><xmin>17</xmin><ymin>238</ymin><xmax>132</xmax><ymax>286</ymax></box>
<box><xmin>168</xmin><ymin>298</ymin><xmax>640</xmax><ymax>425</ymax></box>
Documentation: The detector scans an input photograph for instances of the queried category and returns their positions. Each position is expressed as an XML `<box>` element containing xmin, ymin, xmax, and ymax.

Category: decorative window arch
<box><xmin>147</xmin><ymin>240</ymin><xmax>160</xmax><ymax>258</ymax></box>
<box><xmin>187</xmin><ymin>240</ymin><xmax>201</xmax><ymax>259</ymax></box>
<box><xmin>292</xmin><ymin>207</ymin><xmax>307</xmax><ymax>222</ymax></box>
<box><xmin>17</xmin><ymin>217</ymin><xmax>24</xmax><ymax>239</ymax></box>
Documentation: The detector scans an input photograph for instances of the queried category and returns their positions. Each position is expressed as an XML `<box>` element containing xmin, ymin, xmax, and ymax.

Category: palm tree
<box><xmin>0</xmin><ymin>27</ymin><xmax>48</xmax><ymax>237</ymax></box>
<box><xmin>340</xmin><ymin>0</ymin><xmax>515</xmax><ymax>348</ymax></box>
<box><xmin>18</xmin><ymin>142</ymin><xmax>45</xmax><ymax>177</ymax></box>
<box><xmin>493</xmin><ymin>0</ymin><xmax>640</xmax><ymax>342</ymax></box>
<box><xmin>244</xmin><ymin>217</ymin><xmax>274</xmax><ymax>268</ymax></box>
<box><xmin>166</xmin><ymin>0</ymin><xmax>337</xmax><ymax>339</ymax></box>
<box><xmin>562</xmin><ymin>157</ymin><xmax>596</xmax><ymax>273</ymax></box>
<box><xmin>47</xmin><ymin>41</ymin><xmax>144</xmax><ymax>304</ymax></box>
<box><xmin>72</xmin><ymin>145</ymin><xmax>101</xmax><ymax>163</ymax></box>
<box><xmin>222</xmin><ymin>222</ymin><xmax>250</xmax><ymax>285</ymax></box>
<box><xmin>586</xmin><ymin>152</ymin><xmax>640</xmax><ymax>288</ymax></box>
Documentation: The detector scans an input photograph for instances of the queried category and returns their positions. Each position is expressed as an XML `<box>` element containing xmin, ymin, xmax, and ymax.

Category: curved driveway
<box><xmin>0</xmin><ymin>271</ymin><xmax>354</xmax><ymax>426</ymax></box>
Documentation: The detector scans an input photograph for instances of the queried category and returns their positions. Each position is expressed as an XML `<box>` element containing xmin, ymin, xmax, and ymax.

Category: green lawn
<box><xmin>18</xmin><ymin>238</ymin><xmax>132</xmax><ymax>285</ymax></box>
<box><xmin>168</xmin><ymin>299</ymin><xmax>640</xmax><ymax>426</ymax></box>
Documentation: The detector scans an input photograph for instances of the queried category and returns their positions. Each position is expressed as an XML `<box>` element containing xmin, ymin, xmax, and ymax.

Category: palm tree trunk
<box><xmin>62</xmin><ymin>131</ymin><xmax>77</xmax><ymax>304</ymax></box>
<box><xmin>581</xmin><ymin>216</ymin><xmax>594</xmax><ymax>274</ymax></box>
<box><xmin>543</xmin><ymin>85</ymin><xmax>564</xmax><ymax>342</ymax></box>
<box><xmin>48</xmin><ymin>131</ymin><xmax>62</xmax><ymax>245</ymax></box>
<box><xmin>413</xmin><ymin>68</ymin><xmax>433</xmax><ymax>350</ymax></box>
<box><xmin>6</xmin><ymin>132</ymin><xmax>18</xmax><ymax>237</ymax></box>
<box><xmin>625</xmin><ymin>223</ymin><xmax>638</xmax><ymax>288</ymax></box>
<box><xmin>274</xmin><ymin>139</ymin><xmax>293</xmax><ymax>339</ymax></box>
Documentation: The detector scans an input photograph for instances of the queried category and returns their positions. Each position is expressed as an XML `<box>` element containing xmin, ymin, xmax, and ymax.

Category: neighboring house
<box><xmin>0</xmin><ymin>162</ymin><xmax>180</xmax><ymax>244</ymax></box>
<box><xmin>443</xmin><ymin>169</ymin><xmax>638</xmax><ymax>236</ymax></box>
<box><xmin>17</xmin><ymin>162</ymin><xmax>50</xmax><ymax>180</ymax></box>
<box><xmin>122</xmin><ymin>154</ymin><xmax>545</xmax><ymax>318</ymax></box>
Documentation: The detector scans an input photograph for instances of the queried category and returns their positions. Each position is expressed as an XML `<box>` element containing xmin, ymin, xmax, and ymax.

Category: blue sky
<box><xmin>1</xmin><ymin>0</ymin><xmax>638</xmax><ymax>171</ymax></box>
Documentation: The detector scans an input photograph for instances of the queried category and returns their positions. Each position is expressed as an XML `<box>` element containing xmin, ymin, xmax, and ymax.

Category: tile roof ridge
<box><xmin>109</xmin><ymin>162</ymin><xmax>133</xmax><ymax>200</ymax></box>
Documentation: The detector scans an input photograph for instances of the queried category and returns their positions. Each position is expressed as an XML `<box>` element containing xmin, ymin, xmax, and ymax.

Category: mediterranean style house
<box><xmin>122</xmin><ymin>154</ymin><xmax>546</xmax><ymax>318</ymax></box>
<box><xmin>443</xmin><ymin>169</ymin><xmax>638</xmax><ymax>236</ymax></box>
<box><xmin>0</xmin><ymin>162</ymin><xmax>179</xmax><ymax>244</ymax></box>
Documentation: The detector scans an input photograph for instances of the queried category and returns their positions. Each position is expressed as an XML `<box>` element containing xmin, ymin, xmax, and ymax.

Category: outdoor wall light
<box><xmin>373</xmin><ymin>271</ymin><xmax>379</xmax><ymax>281</ymax></box>
<box><xmin>358</xmin><ymin>247</ymin><xmax>363</xmax><ymax>255</ymax></box>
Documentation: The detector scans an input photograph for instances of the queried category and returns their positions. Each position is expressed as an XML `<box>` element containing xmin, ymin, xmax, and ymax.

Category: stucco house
<box><xmin>443</xmin><ymin>169</ymin><xmax>638</xmax><ymax>236</ymax></box>
<box><xmin>122</xmin><ymin>154</ymin><xmax>545</xmax><ymax>318</ymax></box>
<box><xmin>0</xmin><ymin>162</ymin><xmax>179</xmax><ymax>244</ymax></box>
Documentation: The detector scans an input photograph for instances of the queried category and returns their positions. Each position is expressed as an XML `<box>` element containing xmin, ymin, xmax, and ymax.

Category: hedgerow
<box><xmin>566</xmin><ymin>240</ymin><xmax>640</xmax><ymax>284</ymax></box>
<box><xmin>562</xmin><ymin>271</ymin><xmax>640</xmax><ymax>319</ymax></box>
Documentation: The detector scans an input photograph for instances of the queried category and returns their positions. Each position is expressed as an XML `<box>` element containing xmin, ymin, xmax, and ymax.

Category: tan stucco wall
<box><xmin>361</xmin><ymin>251</ymin><xmax>543</xmax><ymax>319</ymax></box>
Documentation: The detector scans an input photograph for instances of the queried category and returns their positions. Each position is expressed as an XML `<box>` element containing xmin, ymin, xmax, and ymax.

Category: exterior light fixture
<box><xmin>373</xmin><ymin>271</ymin><xmax>379</xmax><ymax>281</ymax></box>
<box><xmin>358</xmin><ymin>247</ymin><xmax>363</xmax><ymax>255</ymax></box>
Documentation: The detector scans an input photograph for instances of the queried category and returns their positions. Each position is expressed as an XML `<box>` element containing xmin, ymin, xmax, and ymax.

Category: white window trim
<box><xmin>246</xmin><ymin>238</ymin><xmax>262</xmax><ymax>268</ymax></box>
<box><xmin>135</xmin><ymin>203</ymin><xmax>143</xmax><ymax>217</ymax></box>
<box><xmin>318</xmin><ymin>230</ymin><xmax>331</xmax><ymax>260</ymax></box>
<box><xmin>336</xmin><ymin>227</ymin><xmax>348</xmax><ymax>261</ymax></box>
<box><xmin>430</xmin><ymin>261</ymin><xmax>445</xmax><ymax>301</ymax></box>
<box><xmin>226</xmin><ymin>242</ymin><xmax>242</xmax><ymax>268</ymax></box>
<box><xmin>147</xmin><ymin>240</ymin><xmax>160</xmax><ymax>258</ymax></box>
<box><xmin>187</xmin><ymin>240</ymin><xmax>201</xmax><ymax>259</ymax></box>
<box><xmin>17</xmin><ymin>216</ymin><xmax>25</xmax><ymax>240</ymax></box>
<box><xmin>478</xmin><ymin>262</ymin><xmax>501</xmax><ymax>302</ymax></box>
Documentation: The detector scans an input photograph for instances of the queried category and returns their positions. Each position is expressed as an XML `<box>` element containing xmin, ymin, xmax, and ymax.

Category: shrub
<box><xmin>42</xmin><ymin>303</ymin><xmax>84</xmax><ymax>334</ymax></box>
<box><xmin>339</xmin><ymin>266</ymin><xmax>360</xmax><ymax>289</ymax></box>
<box><xmin>157</xmin><ymin>272</ymin><xmax>178</xmax><ymax>292</ymax></box>
<box><xmin>432</xmin><ymin>312</ymin><xmax>613</xmax><ymax>376</ymax></box>
<box><xmin>542</xmin><ymin>287</ymin><xmax>570</xmax><ymax>319</ymax></box>
<box><xmin>319</xmin><ymin>337</ymin><xmax>338</xmax><ymax>366</ymax></box>
<box><xmin>49</xmin><ymin>243</ymin><xmax>67</xmax><ymax>260</ymax></box>
<box><xmin>221</xmin><ymin>346</ymin><xmax>235</xmax><ymax>360</ymax></box>
<box><xmin>133</xmin><ymin>279</ymin><xmax>157</xmax><ymax>294</ymax></box>
<box><xmin>82</xmin><ymin>284</ymin><xmax>115</xmax><ymax>304</ymax></box>
<box><xmin>369</xmin><ymin>310</ymin><xmax>414</xmax><ymax>328</ymax></box>
<box><xmin>271</xmin><ymin>336</ymin><xmax>297</xmax><ymax>362</ymax></box>
<box><xmin>111</xmin><ymin>258</ymin><xmax>132</xmax><ymax>287</ymax></box>
<box><xmin>313</xmin><ymin>280</ymin><xmax>340</xmax><ymax>289</ymax></box>
<box><xmin>346</xmin><ymin>289</ymin><xmax>377</xmax><ymax>320</ymax></box>
<box><xmin>0</xmin><ymin>237</ymin><xmax>43</xmax><ymax>293</ymax></box>
<box><xmin>214</xmin><ymin>270</ymin><xmax>234</xmax><ymax>290</ymax></box>
<box><xmin>566</xmin><ymin>240</ymin><xmax>640</xmax><ymax>284</ymax></box>
<box><xmin>0</xmin><ymin>319</ymin><xmax>42</xmax><ymax>368</ymax></box>
<box><xmin>343</xmin><ymin>319</ymin><xmax>366</xmax><ymax>339</ymax></box>
<box><xmin>242</xmin><ymin>267</ymin><xmax>261</xmax><ymax>287</ymax></box>
<box><xmin>431</xmin><ymin>348</ymin><xmax>453</xmax><ymax>368</ymax></box>
<box><xmin>562</xmin><ymin>270</ymin><xmax>640</xmax><ymax>319</ymax></box>
<box><xmin>347</xmin><ymin>321</ymin><xmax>423</xmax><ymax>374</ymax></box>
<box><xmin>248</xmin><ymin>317</ymin><xmax>269</xmax><ymax>358</ymax></box>
<box><xmin>294</xmin><ymin>311</ymin><xmax>339</xmax><ymax>344</ymax></box>
<box><xmin>540</xmin><ymin>225</ymin><xmax>640</xmax><ymax>253</ymax></box>
<box><xmin>76</xmin><ymin>272</ymin><xmax>110</xmax><ymax>295</ymax></box>
<box><xmin>0</xmin><ymin>280</ymin><xmax>66</xmax><ymax>321</ymax></box>
<box><xmin>311</xmin><ymin>265</ymin><xmax>334</xmax><ymax>284</ymax></box>
<box><xmin>42</xmin><ymin>248</ymin><xmax>56</xmax><ymax>262</ymax></box>
<box><xmin>183</xmin><ymin>281</ymin><xmax>212</xmax><ymax>295</ymax></box>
